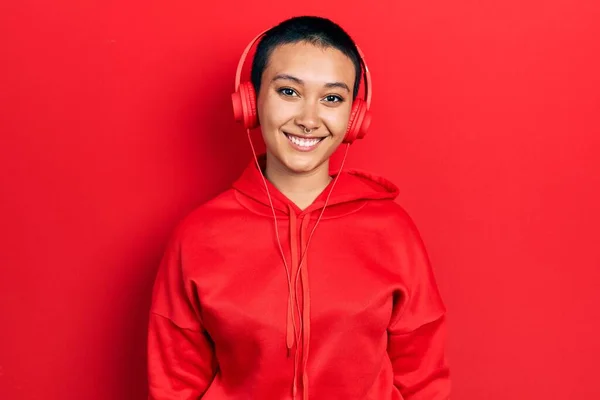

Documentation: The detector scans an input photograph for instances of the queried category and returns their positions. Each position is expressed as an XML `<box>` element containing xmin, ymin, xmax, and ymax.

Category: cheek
<box><xmin>323</xmin><ymin>106</ymin><xmax>352</xmax><ymax>136</ymax></box>
<box><xmin>259</xmin><ymin>94</ymin><xmax>295</xmax><ymax>128</ymax></box>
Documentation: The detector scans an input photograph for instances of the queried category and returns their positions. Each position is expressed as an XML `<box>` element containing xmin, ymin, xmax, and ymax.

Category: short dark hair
<box><xmin>250</xmin><ymin>16</ymin><xmax>363</xmax><ymax>99</ymax></box>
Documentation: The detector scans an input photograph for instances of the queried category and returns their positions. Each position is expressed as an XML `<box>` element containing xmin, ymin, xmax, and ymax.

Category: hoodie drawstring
<box><xmin>286</xmin><ymin>207</ymin><xmax>297</xmax><ymax>353</ymax></box>
<box><xmin>286</xmin><ymin>209</ymin><xmax>313</xmax><ymax>400</ymax></box>
<box><xmin>299</xmin><ymin>215</ymin><xmax>312</xmax><ymax>400</ymax></box>
<box><xmin>282</xmin><ymin>153</ymin><xmax>352</xmax><ymax>399</ymax></box>
<box><xmin>287</xmin><ymin>206</ymin><xmax>300</xmax><ymax>398</ymax></box>
<box><xmin>244</xmin><ymin>127</ymin><xmax>352</xmax><ymax>400</ymax></box>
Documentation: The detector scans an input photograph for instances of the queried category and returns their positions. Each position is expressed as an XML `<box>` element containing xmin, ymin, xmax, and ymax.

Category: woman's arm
<box><xmin>387</xmin><ymin>211</ymin><xmax>451</xmax><ymax>399</ymax></box>
<box><xmin>388</xmin><ymin>314</ymin><xmax>450</xmax><ymax>399</ymax></box>
<box><xmin>147</xmin><ymin>230</ymin><xmax>217</xmax><ymax>399</ymax></box>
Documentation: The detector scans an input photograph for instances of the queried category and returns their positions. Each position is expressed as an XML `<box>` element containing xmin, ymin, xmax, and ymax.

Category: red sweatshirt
<box><xmin>147</xmin><ymin>155</ymin><xmax>450</xmax><ymax>399</ymax></box>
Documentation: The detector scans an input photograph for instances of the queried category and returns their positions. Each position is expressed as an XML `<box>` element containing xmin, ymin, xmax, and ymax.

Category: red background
<box><xmin>1</xmin><ymin>1</ymin><xmax>599</xmax><ymax>399</ymax></box>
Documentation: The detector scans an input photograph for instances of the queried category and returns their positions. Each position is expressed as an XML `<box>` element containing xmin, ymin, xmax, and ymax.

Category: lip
<box><xmin>283</xmin><ymin>131</ymin><xmax>327</xmax><ymax>152</ymax></box>
<box><xmin>284</xmin><ymin>132</ymin><xmax>328</xmax><ymax>140</ymax></box>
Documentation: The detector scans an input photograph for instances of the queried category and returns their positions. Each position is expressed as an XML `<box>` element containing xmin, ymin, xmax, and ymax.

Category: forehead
<box><xmin>263</xmin><ymin>42</ymin><xmax>355</xmax><ymax>85</ymax></box>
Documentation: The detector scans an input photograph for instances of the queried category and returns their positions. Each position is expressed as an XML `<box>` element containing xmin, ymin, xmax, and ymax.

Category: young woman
<box><xmin>147</xmin><ymin>15</ymin><xmax>450</xmax><ymax>400</ymax></box>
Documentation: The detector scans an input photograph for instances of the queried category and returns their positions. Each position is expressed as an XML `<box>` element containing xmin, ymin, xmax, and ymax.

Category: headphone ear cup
<box><xmin>231</xmin><ymin>82</ymin><xmax>259</xmax><ymax>129</ymax></box>
<box><xmin>343</xmin><ymin>98</ymin><xmax>371</xmax><ymax>144</ymax></box>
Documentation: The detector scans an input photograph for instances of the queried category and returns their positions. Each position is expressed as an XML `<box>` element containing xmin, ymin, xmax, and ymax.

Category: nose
<box><xmin>294</xmin><ymin>99</ymin><xmax>321</xmax><ymax>133</ymax></box>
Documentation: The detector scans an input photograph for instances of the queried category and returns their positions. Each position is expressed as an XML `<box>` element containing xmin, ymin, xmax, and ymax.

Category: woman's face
<box><xmin>256</xmin><ymin>41</ymin><xmax>356</xmax><ymax>176</ymax></box>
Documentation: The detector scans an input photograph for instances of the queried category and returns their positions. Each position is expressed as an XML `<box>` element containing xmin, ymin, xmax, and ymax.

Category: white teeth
<box><xmin>287</xmin><ymin>134</ymin><xmax>320</xmax><ymax>148</ymax></box>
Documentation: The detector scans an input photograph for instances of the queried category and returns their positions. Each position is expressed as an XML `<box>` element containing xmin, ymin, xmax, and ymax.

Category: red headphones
<box><xmin>231</xmin><ymin>30</ymin><xmax>373</xmax><ymax>144</ymax></box>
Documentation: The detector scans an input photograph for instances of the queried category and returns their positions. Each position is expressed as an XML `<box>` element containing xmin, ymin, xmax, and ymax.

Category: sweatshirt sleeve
<box><xmin>387</xmin><ymin>212</ymin><xmax>451</xmax><ymax>400</ymax></box>
<box><xmin>147</xmin><ymin>228</ymin><xmax>217</xmax><ymax>399</ymax></box>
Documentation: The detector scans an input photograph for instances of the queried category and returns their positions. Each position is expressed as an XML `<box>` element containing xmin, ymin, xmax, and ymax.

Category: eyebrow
<box><xmin>271</xmin><ymin>73</ymin><xmax>350</xmax><ymax>93</ymax></box>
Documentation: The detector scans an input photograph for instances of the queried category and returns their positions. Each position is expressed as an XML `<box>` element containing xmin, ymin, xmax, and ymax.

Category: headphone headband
<box><xmin>234</xmin><ymin>30</ymin><xmax>372</xmax><ymax>108</ymax></box>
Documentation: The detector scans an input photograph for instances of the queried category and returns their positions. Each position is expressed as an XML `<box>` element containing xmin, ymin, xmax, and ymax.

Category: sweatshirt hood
<box><xmin>232</xmin><ymin>154</ymin><xmax>399</xmax><ymax>216</ymax></box>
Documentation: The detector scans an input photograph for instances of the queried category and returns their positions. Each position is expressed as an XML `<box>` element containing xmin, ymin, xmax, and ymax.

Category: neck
<box><xmin>264</xmin><ymin>153</ymin><xmax>332</xmax><ymax>210</ymax></box>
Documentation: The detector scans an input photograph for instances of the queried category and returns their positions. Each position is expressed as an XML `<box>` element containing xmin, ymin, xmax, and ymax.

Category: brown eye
<box><xmin>324</xmin><ymin>95</ymin><xmax>343</xmax><ymax>103</ymax></box>
<box><xmin>278</xmin><ymin>88</ymin><xmax>298</xmax><ymax>97</ymax></box>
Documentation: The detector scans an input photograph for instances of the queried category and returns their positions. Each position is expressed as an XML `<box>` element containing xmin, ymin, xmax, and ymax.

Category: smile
<box><xmin>284</xmin><ymin>132</ymin><xmax>326</xmax><ymax>151</ymax></box>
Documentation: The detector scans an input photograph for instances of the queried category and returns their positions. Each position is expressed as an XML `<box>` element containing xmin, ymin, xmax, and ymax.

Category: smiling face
<box><xmin>256</xmin><ymin>41</ymin><xmax>356</xmax><ymax>179</ymax></box>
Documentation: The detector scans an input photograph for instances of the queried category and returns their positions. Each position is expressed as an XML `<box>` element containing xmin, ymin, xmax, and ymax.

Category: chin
<box><xmin>281</xmin><ymin>153</ymin><xmax>325</xmax><ymax>174</ymax></box>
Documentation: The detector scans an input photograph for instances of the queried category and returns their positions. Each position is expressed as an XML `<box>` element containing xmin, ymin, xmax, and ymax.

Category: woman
<box><xmin>147</xmin><ymin>15</ymin><xmax>450</xmax><ymax>400</ymax></box>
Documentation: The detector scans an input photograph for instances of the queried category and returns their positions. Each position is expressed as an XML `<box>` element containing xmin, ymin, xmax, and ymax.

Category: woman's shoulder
<box><xmin>166</xmin><ymin>188</ymin><xmax>244</xmax><ymax>243</ymax></box>
<box><xmin>363</xmin><ymin>198</ymin><xmax>423</xmax><ymax>233</ymax></box>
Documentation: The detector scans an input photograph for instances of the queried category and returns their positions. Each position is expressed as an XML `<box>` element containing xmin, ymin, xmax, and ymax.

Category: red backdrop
<box><xmin>1</xmin><ymin>1</ymin><xmax>599</xmax><ymax>399</ymax></box>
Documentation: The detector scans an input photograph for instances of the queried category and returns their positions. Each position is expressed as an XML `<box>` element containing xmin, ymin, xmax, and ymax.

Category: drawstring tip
<box><xmin>303</xmin><ymin>373</ymin><xmax>309</xmax><ymax>400</ymax></box>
